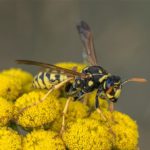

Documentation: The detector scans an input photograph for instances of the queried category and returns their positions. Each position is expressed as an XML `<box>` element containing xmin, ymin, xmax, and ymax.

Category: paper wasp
<box><xmin>16</xmin><ymin>21</ymin><xmax>146</xmax><ymax>133</ymax></box>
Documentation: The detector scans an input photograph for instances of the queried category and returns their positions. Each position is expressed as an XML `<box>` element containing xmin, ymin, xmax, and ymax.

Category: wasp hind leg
<box><xmin>60</xmin><ymin>97</ymin><xmax>73</xmax><ymax>135</ymax></box>
<box><xmin>59</xmin><ymin>90</ymin><xmax>86</xmax><ymax>135</ymax></box>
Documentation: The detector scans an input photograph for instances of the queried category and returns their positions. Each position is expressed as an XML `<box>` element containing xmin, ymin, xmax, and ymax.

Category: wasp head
<box><xmin>105</xmin><ymin>75</ymin><xmax>122</xmax><ymax>102</ymax></box>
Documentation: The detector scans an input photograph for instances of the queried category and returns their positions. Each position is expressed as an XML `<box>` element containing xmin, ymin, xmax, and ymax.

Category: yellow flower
<box><xmin>0</xmin><ymin>74</ymin><xmax>22</xmax><ymax>101</ymax></box>
<box><xmin>90</xmin><ymin>111</ymin><xmax>139</xmax><ymax>150</ymax></box>
<box><xmin>63</xmin><ymin>118</ymin><xmax>113</xmax><ymax>150</ymax></box>
<box><xmin>1</xmin><ymin>68</ymin><xmax>33</xmax><ymax>85</ymax></box>
<box><xmin>22</xmin><ymin>82</ymin><xmax>33</xmax><ymax>93</ymax></box>
<box><xmin>112</xmin><ymin>111</ymin><xmax>139</xmax><ymax>150</ymax></box>
<box><xmin>22</xmin><ymin>130</ymin><xmax>65</xmax><ymax>150</ymax></box>
<box><xmin>55</xmin><ymin>62</ymin><xmax>86</xmax><ymax>72</ymax></box>
<box><xmin>1</xmin><ymin>68</ymin><xmax>33</xmax><ymax>93</ymax></box>
<box><xmin>112</xmin><ymin>124</ymin><xmax>138</xmax><ymax>150</ymax></box>
<box><xmin>0</xmin><ymin>97</ymin><xmax>13</xmax><ymax>126</ymax></box>
<box><xmin>0</xmin><ymin>127</ymin><xmax>22</xmax><ymax>150</ymax></box>
<box><xmin>50</xmin><ymin>97</ymin><xmax>89</xmax><ymax>132</ymax></box>
<box><xmin>14</xmin><ymin>91</ymin><xmax>60</xmax><ymax>128</ymax></box>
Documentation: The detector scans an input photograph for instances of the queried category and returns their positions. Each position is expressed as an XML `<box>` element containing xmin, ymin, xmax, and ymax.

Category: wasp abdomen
<box><xmin>32</xmin><ymin>72</ymin><xmax>68</xmax><ymax>89</ymax></box>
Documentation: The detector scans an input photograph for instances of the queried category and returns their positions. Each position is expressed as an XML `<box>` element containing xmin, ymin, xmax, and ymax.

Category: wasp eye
<box><xmin>106</xmin><ymin>79</ymin><xmax>113</xmax><ymax>87</ymax></box>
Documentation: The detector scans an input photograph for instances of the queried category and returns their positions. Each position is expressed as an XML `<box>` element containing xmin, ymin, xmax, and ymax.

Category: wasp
<box><xmin>16</xmin><ymin>21</ymin><xmax>146</xmax><ymax>133</ymax></box>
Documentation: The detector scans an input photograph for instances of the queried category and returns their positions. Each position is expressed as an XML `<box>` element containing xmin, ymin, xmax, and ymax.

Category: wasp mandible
<box><xmin>16</xmin><ymin>21</ymin><xmax>147</xmax><ymax>133</ymax></box>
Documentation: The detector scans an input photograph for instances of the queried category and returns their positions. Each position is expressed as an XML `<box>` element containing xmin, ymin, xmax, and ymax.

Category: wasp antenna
<box><xmin>128</xmin><ymin>78</ymin><xmax>147</xmax><ymax>83</ymax></box>
<box><xmin>122</xmin><ymin>77</ymin><xmax>147</xmax><ymax>85</ymax></box>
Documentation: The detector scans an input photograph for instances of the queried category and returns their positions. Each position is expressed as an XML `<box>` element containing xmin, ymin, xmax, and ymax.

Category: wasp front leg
<box><xmin>95</xmin><ymin>86</ymin><xmax>107</xmax><ymax>121</ymax></box>
<box><xmin>109</xmin><ymin>101</ymin><xmax>114</xmax><ymax>113</ymax></box>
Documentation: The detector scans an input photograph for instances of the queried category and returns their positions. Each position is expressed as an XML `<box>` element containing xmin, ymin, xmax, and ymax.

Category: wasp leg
<box><xmin>17</xmin><ymin>78</ymin><xmax>73</xmax><ymax>117</ymax></box>
<box><xmin>109</xmin><ymin>101</ymin><xmax>117</xmax><ymax>124</ymax></box>
<box><xmin>95</xmin><ymin>88</ymin><xmax>107</xmax><ymax>121</ymax></box>
<box><xmin>74</xmin><ymin>90</ymin><xmax>85</xmax><ymax>101</ymax></box>
<box><xmin>109</xmin><ymin>101</ymin><xmax>114</xmax><ymax>113</ymax></box>
<box><xmin>95</xmin><ymin>96</ymin><xmax>107</xmax><ymax>121</ymax></box>
<box><xmin>82</xmin><ymin>93</ymin><xmax>90</xmax><ymax>105</ymax></box>
<box><xmin>60</xmin><ymin>97</ymin><xmax>73</xmax><ymax>135</ymax></box>
<box><xmin>96</xmin><ymin>92</ymin><xmax>116</xmax><ymax>137</ymax></box>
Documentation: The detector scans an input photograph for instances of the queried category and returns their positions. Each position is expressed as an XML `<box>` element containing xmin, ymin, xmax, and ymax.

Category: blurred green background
<box><xmin>0</xmin><ymin>1</ymin><xmax>149</xmax><ymax>149</ymax></box>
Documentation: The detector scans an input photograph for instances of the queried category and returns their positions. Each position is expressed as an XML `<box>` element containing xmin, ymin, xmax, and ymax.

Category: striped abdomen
<box><xmin>32</xmin><ymin>72</ymin><xmax>68</xmax><ymax>89</ymax></box>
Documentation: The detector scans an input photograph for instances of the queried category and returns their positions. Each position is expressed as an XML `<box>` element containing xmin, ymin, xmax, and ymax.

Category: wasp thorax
<box><xmin>74</xmin><ymin>77</ymin><xmax>84</xmax><ymax>88</ymax></box>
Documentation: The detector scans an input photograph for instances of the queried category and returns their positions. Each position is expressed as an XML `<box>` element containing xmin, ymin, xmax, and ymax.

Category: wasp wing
<box><xmin>77</xmin><ymin>21</ymin><xmax>97</xmax><ymax>66</ymax></box>
<box><xmin>16</xmin><ymin>60</ymin><xmax>86</xmax><ymax>78</ymax></box>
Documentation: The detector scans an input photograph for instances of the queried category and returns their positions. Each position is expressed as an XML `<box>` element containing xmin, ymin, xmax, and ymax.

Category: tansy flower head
<box><xmin>112</xmin><ymin>111</ymin><xmax>139</xmax><ymax>150</ymax></box>
<box><xmin>22</xmin><ymin>82</ymin><xmax>33</xmax><ymax>93</ymax></box>
<box><xmin>0</xmin><ymin>74</ymin><xmax>22</xmax><ymax>101</ymax></box>
<box><xmin>22</xmin><ymin>130</ymin><xmax>65</xmax><ymax>150</ymax></box>
<box><xmin>63</xmin><ymin>118</ymin><xmax>113</xmax><ymax>150</ymax></box>
<box><xmin>112</xmin><ymin>123</ymin><xmax>139</xmax><ymax>150</ymax></box>
<box><xmin>0</xmin><ymin>127</ymin><xmax>22</xmax><ymax>150</ymax></box>
<box><xmin>1</xmin><ymin>68</ymin><xmax>33</xmax><ymax>93</ymax></box>
<box><xmin>50</xmin><ymin>97</ymin><xmax>89</xmax><ymax>132</ymax></box>
<box><xmin>1</xmin><ymin>68</ymin><xmax>33</xmax><ymax>86</ymax></box>
<box><xmin>55</xmin><ymin>62</ymin><xmax>86</xmax><ymax>72</ymax></box>
<box><xmin>0</xmin><ymin>97</ymin><xmax>13</xmax><ymax>126</ymax></box>
<box><xmin>90</xmin><ymin>111</ymin><xmax>139</xmax><ymax>150</ymax></box>
<box><xmin>14</xmin><ymin>91</ymin><xmax>60</xmax><ymax>128</ymax></box>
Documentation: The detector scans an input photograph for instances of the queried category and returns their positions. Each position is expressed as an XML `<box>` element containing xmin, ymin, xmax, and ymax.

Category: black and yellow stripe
<box><xmin>32</xmin><ymin>72</ymin><xmax>68</xmax><ymax>89</ymax></box>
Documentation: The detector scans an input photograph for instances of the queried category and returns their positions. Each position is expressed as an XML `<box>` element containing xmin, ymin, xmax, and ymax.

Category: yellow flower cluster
<box><xmin>0</xmin><ymin>127</ymin><xmax>22</xmax><ymax>150</ymax></box>
<box><xmin>0</xmin><ymin>63</ymin><xmax>139</xmax><ymax>150</ymax></box>
<box><xmin>1</xmin><ymin>68</ymin><xmax>33</xmax><ymax>93</ymax></box>
<box><xmin>112</xmin><ymin>112</ymin><xmax>139</xmax><ymax>150</ymax></box>
<box><xmin>90</xmin><ymin>111</ymin><xmax>139</xmax><ymax>150</ymax></box>
<box><xmin>0</xmin><ymin>68</ymin><xmax>33</xmax><ymax>101</ymax></box>
<box><xmin>1</xmin><ymin>68</ymin><xmax>33</xmax><ymax>86</ymax></box>
<box><xmin>22</xmin><ymin>130</ymin><xmax>65</xmax><ymax>150</ymax></box>
<box><xmin>0</xmin><ymin>74</ymin><xmax>22</xmax><ymax>101</ymax></box>
<box><xmin>14</xmin><ymin>91</ymin><xmax>60</xmax><ymax>128</ymax></box>
<box><xmin>63</xmin><ymin>118</ymin><xmax>113</xmax><ymax>150</ymax></box>
<box><xmin>0</xmin><ymin>97</ymin><xmax>13</xmax><ymax>126</ymax></box>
